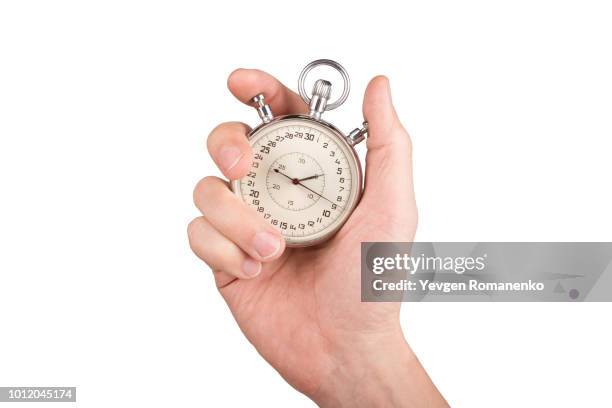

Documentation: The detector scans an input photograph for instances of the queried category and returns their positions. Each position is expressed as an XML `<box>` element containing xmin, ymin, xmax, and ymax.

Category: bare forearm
<box><xmin>313</xmin><ymin>334</ymin><xmax>448</xmax><ymax>408</ymax></box>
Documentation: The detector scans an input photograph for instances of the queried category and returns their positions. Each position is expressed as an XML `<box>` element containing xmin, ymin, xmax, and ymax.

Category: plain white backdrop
<box><xmin>1</xmin><ymin>1</ymin><xmax>611</xmax><ymax>407</ymax></box>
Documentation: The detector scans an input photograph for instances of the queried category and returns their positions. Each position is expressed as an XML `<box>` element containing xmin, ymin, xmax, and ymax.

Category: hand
<box><xmin>188</xmin><ymin>69</ymin><xmax>448</xmax><ymax>407</ymax></box>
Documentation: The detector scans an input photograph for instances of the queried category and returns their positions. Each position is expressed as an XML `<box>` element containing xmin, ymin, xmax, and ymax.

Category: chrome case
<box><xmin>230</xmin><ymin>114</ymin><xmax>363</xmax><ymax>247</ymax></box>
<box><xmin>230</xmin><ymin>59</ymin><xmax>368</xmax><ymax>247</ymax></box>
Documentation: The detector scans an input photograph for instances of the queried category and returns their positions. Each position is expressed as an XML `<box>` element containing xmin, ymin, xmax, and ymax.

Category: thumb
<box><xmin>360</xmin><ymin>76</ymin><xmax>416</xmax><ymax>216</ymax></box>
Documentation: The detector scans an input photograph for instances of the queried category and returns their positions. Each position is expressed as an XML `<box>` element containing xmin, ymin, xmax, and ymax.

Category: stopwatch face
<box><xmin>231</xmin><ymin>115</ymin><xmax>362</xmax><ymax>246</ymax></box>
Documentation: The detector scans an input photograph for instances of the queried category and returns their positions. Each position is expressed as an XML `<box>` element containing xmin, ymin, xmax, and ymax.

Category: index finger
<box><xmin>227</xmin><ymin>68</ymin><xmax>308</xmax><ymax>115</ymax></box>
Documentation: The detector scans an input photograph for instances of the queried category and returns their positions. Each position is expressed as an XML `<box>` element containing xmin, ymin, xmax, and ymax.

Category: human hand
<box><xmin>188</xmin><ymin>69</ymin><xmax>447</xmax><ymax>407</ymax></box>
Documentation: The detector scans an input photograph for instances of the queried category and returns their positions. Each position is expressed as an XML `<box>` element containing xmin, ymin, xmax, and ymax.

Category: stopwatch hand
<box><xmin>274</xmin><ymin>168</ymin><xmax>342</xmax><ymax>210</ymax></box>
<box><xmin>297</xmin><ymin>174</ymin><xmax>324</xmax><ymax>182</ymax></box>
<box><xmin>295</xmin><ymin>180</ymin><xmax>344</xmax><ymax>211</ymax></box>
<box><xmin>273</xmin><ymin>168</ymin><xmax>296</xmax><ymax>182</ymax></box>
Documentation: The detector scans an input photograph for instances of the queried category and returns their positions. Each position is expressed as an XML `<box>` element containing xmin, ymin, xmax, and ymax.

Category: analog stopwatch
<box><xmin>231</xmin><ymin>59</ymin><xmax>368</xmax><ymax>247</ymax></box>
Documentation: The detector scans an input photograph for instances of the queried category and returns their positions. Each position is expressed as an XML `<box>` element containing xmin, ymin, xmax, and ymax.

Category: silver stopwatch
<box><xmin>231</xmin><ymin>59</ymin><xmax>368</xmax><ymax>247</ymax></box>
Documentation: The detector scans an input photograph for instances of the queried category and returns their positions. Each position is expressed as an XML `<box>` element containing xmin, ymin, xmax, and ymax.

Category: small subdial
<box><xmin>266</xmin><ymin>152</ymin><xmax>326</xmax><ymax>211</ymax></box>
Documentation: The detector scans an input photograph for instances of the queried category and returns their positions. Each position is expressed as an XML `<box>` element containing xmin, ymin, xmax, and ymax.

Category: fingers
<box><xmin>361</xmin><ymin>76</ymin><xmax>415</xmax><ymax>206</ymax></box>
<box><xmin>207</xmin><ymin>122</ymin><xmax>253</xmax><ymax>180</ymax></box>
<box><xmin>188</xmin><ymin>216</ymin><xmax>262</xmax><ymax>284</ymax></box>
<box><xmin>193</xmin><ymin>176</ymin><xmax>285</xmax><ymax>262</ymax></box>
<box><xmin>208</xmin><ymin>69</ymin><xmax>307</xmax><ymax>180</ymax></box>
<box><xmin>227</xmin><ymin>68</ymin><xmax>308</xmax><ymax>115</ymax></box>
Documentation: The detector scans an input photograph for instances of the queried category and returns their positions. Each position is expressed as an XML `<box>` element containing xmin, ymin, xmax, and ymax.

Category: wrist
<box><xmin>313</xmin><ymin>329</ymin><xmax>448</xmax><ymax>408</ymax></box>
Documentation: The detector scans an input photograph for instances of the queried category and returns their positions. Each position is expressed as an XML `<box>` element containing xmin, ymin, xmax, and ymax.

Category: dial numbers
<box><xmin>236</xmin><ymin>118</ymin><xmax>360</xmax><ymax>245</ymax></box>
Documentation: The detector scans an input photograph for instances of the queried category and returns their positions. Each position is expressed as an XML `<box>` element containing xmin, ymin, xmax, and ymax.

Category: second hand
<box><xmin>273</xmin><ymin>168</ymin><xmax>344</xmax><ymax>211</ymax></box>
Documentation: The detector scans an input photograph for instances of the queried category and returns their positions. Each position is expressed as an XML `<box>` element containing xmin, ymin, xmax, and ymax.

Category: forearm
<box><xmin>313</xmin><ymin>333</ymin><xmax>448</xmax><ymax>408</ymax></box>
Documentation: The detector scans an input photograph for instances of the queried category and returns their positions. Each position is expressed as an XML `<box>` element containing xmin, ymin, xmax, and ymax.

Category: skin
<box><xmin>188</xmin><ymin>68</ymin><xmax>448</xmax><ymax>407</ymax></box>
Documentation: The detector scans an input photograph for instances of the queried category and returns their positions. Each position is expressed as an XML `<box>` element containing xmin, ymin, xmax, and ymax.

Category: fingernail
<box><xmin>253</xmin><ymin>231</ymin><xmax>281</xmax><ymax>259</ymax></box>
<box><xmin>242</xmin><ymin>258</ymin><xmax>262</xmax><ymax>278</ymax></box>
<box><xmin>219</xmin><ymin>146</ymin><xmax>243</xmax><ymax>171</ymax></box>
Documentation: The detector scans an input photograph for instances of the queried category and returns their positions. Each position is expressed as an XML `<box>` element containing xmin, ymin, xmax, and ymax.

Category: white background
<box><xmin>1</xmin><ymin>1</ymin><xmax>611</xmax><ymax>407</ymax></box>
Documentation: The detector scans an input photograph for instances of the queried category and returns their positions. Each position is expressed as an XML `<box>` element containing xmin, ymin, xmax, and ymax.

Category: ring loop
<box><xmin>298</xmin><ymin>59</ymin><xmax>350</xmax><ymax>111</ymax></box>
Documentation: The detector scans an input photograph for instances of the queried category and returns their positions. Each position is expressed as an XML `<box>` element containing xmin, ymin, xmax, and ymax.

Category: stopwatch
<box><xmin>231</xmin><ymin>59</ymin><xmax>368</xmax><ymax>247</ymax></box>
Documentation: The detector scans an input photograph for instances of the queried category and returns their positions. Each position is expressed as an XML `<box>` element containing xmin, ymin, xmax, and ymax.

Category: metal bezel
<box><xmin>230</xmin><ymin>114</ymin><xmax>363</xmax><ymax>247</ymax></box>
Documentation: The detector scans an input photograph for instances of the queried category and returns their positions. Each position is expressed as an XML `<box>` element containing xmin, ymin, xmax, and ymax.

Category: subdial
<box><xmin>266</xmin><ymin>152</ymin><xmax>326</xmax><ymax>211</ymax></box>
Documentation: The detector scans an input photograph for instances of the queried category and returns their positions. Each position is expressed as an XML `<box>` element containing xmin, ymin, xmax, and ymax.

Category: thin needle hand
<box><xmin>273</xmin><ymin>168</ymin><xmax>300</xmax><ymax>184</ymax></box>
<box><xmin>273</xmin><ymin>168</ymin><xmax>343</xmax><ymax>210</ymax></box>
<box><xmin>297</xmin><ymin>181</ymin><xmax>344</xmax><ymax>210</ymax></box>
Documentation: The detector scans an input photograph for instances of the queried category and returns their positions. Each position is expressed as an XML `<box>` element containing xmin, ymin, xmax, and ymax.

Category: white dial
<box><xmin>232</xmin><ymin>116</ymin><xmax>361</xmax><ymax>246</ymax></box>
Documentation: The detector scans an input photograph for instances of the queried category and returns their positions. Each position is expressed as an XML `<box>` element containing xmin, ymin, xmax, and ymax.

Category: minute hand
<box><xmin>297</xmin><ymin>174</ymin><xmax>324</xmax><ymax>182</ymax></box>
